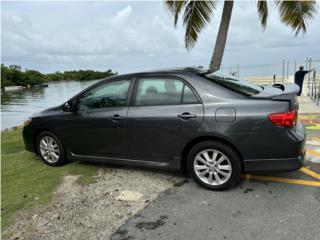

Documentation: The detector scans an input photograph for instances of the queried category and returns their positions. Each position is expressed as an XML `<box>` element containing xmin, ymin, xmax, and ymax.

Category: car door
<box><xmin>126</xmin><ymin>76</ymin><xmax>204</xmax><ymax>162</ymax></box>
<box><xmin>60</xmin><ymin>78</ymin><xmax>133</xmax><ymax>158</ymax></box>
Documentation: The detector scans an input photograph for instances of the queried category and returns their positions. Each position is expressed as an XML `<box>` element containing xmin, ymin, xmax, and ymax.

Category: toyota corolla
<box><xmin>23</xmin><ymin>67</ymin><xmax>306</xmax><ymax>190</ymax></box>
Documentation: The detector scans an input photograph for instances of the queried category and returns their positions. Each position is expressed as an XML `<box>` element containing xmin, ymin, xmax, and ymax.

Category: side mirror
<box><xmin>62</xmin><ymin>102</ymin><xmax>73</xmax><ymax>112</ymax></box>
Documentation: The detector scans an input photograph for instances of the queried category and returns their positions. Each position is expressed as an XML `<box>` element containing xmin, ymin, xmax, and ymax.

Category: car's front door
<box><xmin>62</xmin><ymin>78</ymin><xmax>133</xmax><ymax>158</ymax></box>
<box><xmin>126</xmin><ymin>76</ymin><xmax>204</xmax><ymax>162</ymax></box>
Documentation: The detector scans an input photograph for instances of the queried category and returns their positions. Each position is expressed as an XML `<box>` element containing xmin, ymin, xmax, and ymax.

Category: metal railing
<box><xmin>222</xmin><ymin>57</ymin><xmax>320</xmax><ymax>106</ymax></box>
<box><xmin>307</xmin><ymin>70</ymin><xmax>320</xmax><ymax>106</ymax></box>
<box><xmin>222</xmin><ymin>57</ymin><xmax>320</xmax><ymax>81</ymax></box>
<box><xmin>246</xmin><ymin>75</ymin><xmax>289</xmax><ymax>86</ymax></box>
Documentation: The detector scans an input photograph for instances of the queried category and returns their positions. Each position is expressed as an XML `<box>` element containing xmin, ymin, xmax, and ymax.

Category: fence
<box><xmin>222</xmin><ymin>57</ymin><xmax>320</xmax><ymax>79</ymax></box>
<box><xmin>307</xmin><ymin>70</ymin><xmax>320</xmax><ymax>106</ymax></box>
<box><xmin>221</xmin><ymin>57</ymin><xmax>320</xmax><ymax>106</ymax></box>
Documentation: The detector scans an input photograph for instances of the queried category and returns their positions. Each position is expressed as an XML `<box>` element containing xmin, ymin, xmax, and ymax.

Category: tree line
<box><xmin>1</xmin><ymin>64</ymin><xmax>117</xmax><ymax>88</ymax></box>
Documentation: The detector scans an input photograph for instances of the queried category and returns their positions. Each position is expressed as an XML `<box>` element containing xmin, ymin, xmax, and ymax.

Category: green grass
<box><xmin>1</xmin><ymin>129</ymin><xmax>99</xmax><ymax>229</ymax></box>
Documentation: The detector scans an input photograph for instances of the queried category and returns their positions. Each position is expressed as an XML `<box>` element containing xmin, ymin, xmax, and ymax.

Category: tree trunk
<box><xmin>209</xmin><ymin>0</ymin><xmax>234</xmax><ymax>72</ymax></box>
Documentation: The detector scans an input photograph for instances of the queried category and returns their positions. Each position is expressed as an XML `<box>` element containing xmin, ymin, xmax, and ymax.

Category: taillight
<box><xmin>268</xmin><ymin>110</ymin><xmax>297</xmax><ymax>126</ymax></box>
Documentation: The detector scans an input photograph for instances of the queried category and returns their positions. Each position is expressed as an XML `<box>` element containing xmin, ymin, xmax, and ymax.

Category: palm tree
<box><xmin>165</xmin><ymin>0</ymin><xmax>317</xmax><ymax>72</ymax></box>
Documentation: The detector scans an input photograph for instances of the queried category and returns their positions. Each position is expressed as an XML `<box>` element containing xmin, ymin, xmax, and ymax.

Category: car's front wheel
<box><xmin>36</xmin><ymin>131</ymin><xmax>67</xmax><ymax>166</ymax></box>
<box><xmin>187</xmin><ymin>141</ymin><xmax>241</xmax><ymax>190</ymax></box>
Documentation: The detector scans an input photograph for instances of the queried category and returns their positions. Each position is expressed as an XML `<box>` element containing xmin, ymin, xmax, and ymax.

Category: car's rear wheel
<box><xmin>187</xmin><ymin>141</ymin><xmax>241</xmax><ymax>190</ymax></box>
<box><xmin>36</xmin><ymin>131</ymin><xmax>67</xmax><ymax>166</ymax></box>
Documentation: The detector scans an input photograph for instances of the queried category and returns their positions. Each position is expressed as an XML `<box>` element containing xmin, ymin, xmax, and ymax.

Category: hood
<box><xmin>31</xmin><ymin>105</ymin><xmax>63</xmax><ymax>118</ymax></box>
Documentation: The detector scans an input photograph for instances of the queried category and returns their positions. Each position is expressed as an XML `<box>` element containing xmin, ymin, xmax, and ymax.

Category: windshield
<box><xmin>204</xmin><ymin>71</ymin><xmax>262</xmax><ymax>96</ymax></box>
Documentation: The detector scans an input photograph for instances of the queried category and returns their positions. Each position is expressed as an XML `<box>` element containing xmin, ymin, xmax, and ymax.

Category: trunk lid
<box><xmin>252</xmin><ymin>83</ymin><xmax>299</xmax><ymax>110</ymax></box>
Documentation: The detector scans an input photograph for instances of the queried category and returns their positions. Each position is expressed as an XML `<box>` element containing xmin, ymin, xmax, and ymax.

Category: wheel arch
<box><xmin>33</xmin><ymin>128</ymin><xmax>60</xmax><ymax>154</ymax></box>
<box><xmin>180</xmin><ymin>136</ymin><xmax>244</xmax><ymax>173</ymax></box>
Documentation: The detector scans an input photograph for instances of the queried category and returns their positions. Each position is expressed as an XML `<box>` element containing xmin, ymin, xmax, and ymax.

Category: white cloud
<box><xmin>1</xmin><ymin>3</ymin><xmax>186</xmax><ymax>73</ymax></box>
<box><xmin>1</xmin><ymin>1</ymin><xmax>320</xmax><ymax>74</ymax></box>
<box><xmin>111</xmin><ymin>6</ymin><xmax>132</xmax><ymax>26</ymax></box>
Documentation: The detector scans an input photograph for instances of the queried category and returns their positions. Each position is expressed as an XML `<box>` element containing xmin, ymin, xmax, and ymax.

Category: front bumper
<box><xmin>22</xmin><ymin>125</ymin><xmax>36</xmax><ymax>152</ymax></box>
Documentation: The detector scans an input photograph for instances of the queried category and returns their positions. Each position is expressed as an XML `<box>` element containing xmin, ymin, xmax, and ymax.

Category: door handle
<box><xmin>112</xmin><ymin>114</ymin><xmax>124</xmax><ymax>121</ymax></box>
<box><xmin>177</xmin><ymin>112</ymin><xmax>196</xmax><ymax>120</ymax></box>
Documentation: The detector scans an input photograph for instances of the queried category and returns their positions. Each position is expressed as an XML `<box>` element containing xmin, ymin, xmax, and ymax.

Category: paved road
<box><xmin>111</xmin><ymin>113</ymin><xmax>320</xmax><ymax>240</ymax></box>
<box><xmin>111</xmin><ymin>178</ymin><xmax>320</xmax><ymax>240</ymax></box>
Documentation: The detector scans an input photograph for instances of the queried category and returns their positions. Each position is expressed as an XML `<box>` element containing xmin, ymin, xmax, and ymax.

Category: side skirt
<box><xmin>67</xmin><ymin>151</ymin><xmax>180</xmax><ymax>171</ymax></box>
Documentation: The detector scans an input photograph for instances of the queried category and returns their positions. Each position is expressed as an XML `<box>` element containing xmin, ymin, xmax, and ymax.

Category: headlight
<box><xmin>24</xmin><ymin>119</ymin><xmax>32</xmax><ymax>126</ymax></box>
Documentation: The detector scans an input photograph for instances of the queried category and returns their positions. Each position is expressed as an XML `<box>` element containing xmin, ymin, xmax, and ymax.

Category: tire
<box><xmin>187</xmin><ymin>141</ymin><xmax>241</xmax><ymax>190</ymax></box>
<box><xmin>36</xmin><ymin>131</ymin><xmax>67</xmax><ymax>166</ymax></box>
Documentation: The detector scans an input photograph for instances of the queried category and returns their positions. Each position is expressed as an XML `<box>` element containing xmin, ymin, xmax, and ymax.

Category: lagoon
<box><xmin>1</xmin><ymin>80</ymin><xmax>99</xmax><ymax>130</ymax></box>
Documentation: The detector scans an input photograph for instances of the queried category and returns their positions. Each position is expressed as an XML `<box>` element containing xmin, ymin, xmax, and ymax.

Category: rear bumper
<box><xmin>243</xmin><ymin>118</ymin><xmax>306</xmax><ymax>172</ymax></box>
<box><xmin>243</xmin><ymin>150</ymin><xmax>305</xmax><ymax>172</ymax></box>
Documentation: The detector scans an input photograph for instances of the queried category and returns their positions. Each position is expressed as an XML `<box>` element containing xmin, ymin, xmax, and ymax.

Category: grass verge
<box><xmin>1</xmin><ymin>129</ymin><xmax>98</xmax><ymax>229</ymax></box>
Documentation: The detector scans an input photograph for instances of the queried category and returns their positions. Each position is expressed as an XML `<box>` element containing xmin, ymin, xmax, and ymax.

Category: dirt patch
<box><xmin>55</xmin><ymin>175</ymin><xmax>81</xmax><ymax>195</ymax></box>
<box><xmin>116</xmin><ymin>191</ymin><xmax>143</xmax><ymax>202</ymax></box>
<box><xmin>3</xmin><ymin>166</ymin><xmax>184</xmax><ymax>240</ymax></box>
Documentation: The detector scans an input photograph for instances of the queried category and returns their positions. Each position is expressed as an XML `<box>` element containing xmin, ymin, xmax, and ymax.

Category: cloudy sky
<box><xmin>1</xmin><ymin>0</ymin><xmax>320</xmax><ymax>75</ymax></box>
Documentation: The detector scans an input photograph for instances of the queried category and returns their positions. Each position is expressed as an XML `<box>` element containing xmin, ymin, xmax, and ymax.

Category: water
<box><xmin>1</xmin><ymin>80</ymin><xmax>99</xmax><ymax>130</ymax></box>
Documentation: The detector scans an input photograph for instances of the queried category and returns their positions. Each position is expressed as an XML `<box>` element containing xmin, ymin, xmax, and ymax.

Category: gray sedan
<box><xmin>23</xmin><ymin>67</ymin><xmax>306</xmax><ymax>190</ymax></box>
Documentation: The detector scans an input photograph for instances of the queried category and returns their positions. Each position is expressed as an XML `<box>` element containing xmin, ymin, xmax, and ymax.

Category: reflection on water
<box><xmin>1</xmin><ymin>80</ymin><xmax>99</xmax><ymax>130</ymax></box>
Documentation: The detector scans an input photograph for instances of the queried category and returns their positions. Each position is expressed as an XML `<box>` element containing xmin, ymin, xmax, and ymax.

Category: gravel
<box><xmin>3</xmin><ymin>166</ymin><xmax>184</xmax><ymax>240</ymax></box>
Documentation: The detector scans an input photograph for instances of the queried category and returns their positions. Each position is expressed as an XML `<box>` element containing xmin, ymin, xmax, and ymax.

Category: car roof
<box><xmin>114</xmin><ymin>66</ymin><xmax>207</xmax><ymax>78</ymax></box>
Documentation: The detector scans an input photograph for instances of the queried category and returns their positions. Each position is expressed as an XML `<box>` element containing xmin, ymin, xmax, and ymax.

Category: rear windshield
<box><xmin>204</xmin><ymin>71</ymin><xmax>262</xmax><ymax>96</ymax></box>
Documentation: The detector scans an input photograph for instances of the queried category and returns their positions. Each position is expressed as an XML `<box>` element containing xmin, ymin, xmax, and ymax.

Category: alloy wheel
<box><xmin>39</xmin><ymin>136</ymin><xmax>60</xmax><ymax>163</ymax></box>
<box><xmin>193</xmin><ymin>149</ymin><xmax>232</xmax><ymax>186</ymax></box>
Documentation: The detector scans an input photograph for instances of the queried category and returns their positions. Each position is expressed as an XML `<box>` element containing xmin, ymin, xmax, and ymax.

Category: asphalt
<box><xmin>111</xmin><ymin>113</ymin><xmax>320</xmax><ymax>240</ymax></box>
<box><xmin>111</xmin><ymin>179</ymin><xmax>320</xmax><ymax>240</ymax></box>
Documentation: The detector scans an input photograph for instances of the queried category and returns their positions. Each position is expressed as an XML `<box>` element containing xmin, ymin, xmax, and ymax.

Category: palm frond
<box><xmin>257</xmin><ymin>0</ymin><xmax>268</xmax><ymax>29</ymax></box>
<box><xmin>183</xmin><ymin>0</ymin><xmax>216</xmax><ymax>50</ymax></box>
<box><xmin>165</xmin><ymin>0</ymin><xmax>187</xmax><ymax>27</ymax></box>
<box><xmin>275</xmin><ymin>0</ymin><xmax>317</xmax><ymax>36</ymax></box>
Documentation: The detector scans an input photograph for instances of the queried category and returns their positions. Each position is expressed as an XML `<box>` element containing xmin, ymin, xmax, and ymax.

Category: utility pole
<box><xmin>308</xmin><ymin>57</ymin><xmax>312</xmax><ymax>95</ymax></box>
<box><xmin>282</xmin><ymin>59</ymin><xmax>285</xmax><ymax>83</ymax></box>
<box><xmin>286</xmin><ymin>60</ymin><xmax>289</xmax><ymax>79</ymax></box>
<box><xmin>237</xmin><ymin>64</ymin><xmax>239</xmax><ymax>78</ymax></box>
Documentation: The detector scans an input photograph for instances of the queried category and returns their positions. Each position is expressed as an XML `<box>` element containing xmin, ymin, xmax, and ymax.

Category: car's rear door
<box><xmin>126</xmin><ymin>76</ymin><xmax>204</xmax><ymax>162</ymax></box>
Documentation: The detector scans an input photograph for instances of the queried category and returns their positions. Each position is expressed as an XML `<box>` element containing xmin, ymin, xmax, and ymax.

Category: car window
<box><xmin>183</xmin><ymin>85</ymin><xmax>199</xmax><ymax>104</ymax></box>
<box><xmin>78</xmin><ymin>80</ymin><xmax>131</xmax><ymax>110</ymax></box>
<box><xmin>204</xmin><ymin>71</ymin><xmax>262</xmax><ymax>96</ymax></box>
<box><xmin>135</xmin><ymin>78</ymin><xmax>185</xmax><ymax>106</ymax></box>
